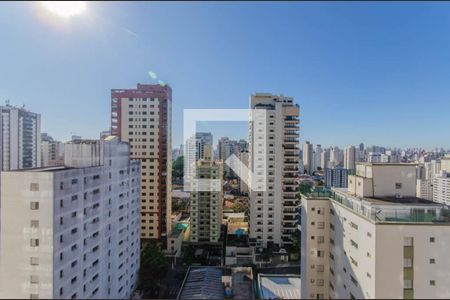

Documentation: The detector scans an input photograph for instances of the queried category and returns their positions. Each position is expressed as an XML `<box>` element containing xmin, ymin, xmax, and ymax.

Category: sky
<box><xmin>1</xmin><ymin>2</ymin><xmax>450</xmax><ymax>149</ymax></box>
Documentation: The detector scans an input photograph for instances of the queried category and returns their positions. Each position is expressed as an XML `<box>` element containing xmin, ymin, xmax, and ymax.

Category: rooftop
<box><xmin>302</xmin><ymin>188</ymin><xmax>450</xmax><ymax>224</ymax></box>
<box><xmin>7</xmin><ymin>166</ymin><xmax>73</xmax><ymax>173</ymax></box>
<box><xmin>257</xmin><ymin>274</ymin><xmax>300</xmax><ymax>300</ymax></box>
<box><xmin>177</xmin><ymin>267</ymin><xmax>223</xmax><ymax>300</ymax></box>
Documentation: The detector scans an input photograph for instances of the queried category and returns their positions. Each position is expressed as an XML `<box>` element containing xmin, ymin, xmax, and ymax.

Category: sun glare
<box><xmin>42</xmin><ymin>1</ymin><xmax>87</xmax><ymax>18</ymax></box>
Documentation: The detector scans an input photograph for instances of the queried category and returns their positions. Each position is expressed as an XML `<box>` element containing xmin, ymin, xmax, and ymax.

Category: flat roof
<box><xmin>356</xmin><ymin>162</ymin><xmax>417</xmax><ymax>166</ymax></box>
<box><xmin>332</xmin><ymin>188</ymin><xmax>441</xmax><ymax>206</ymax></box>
<box><xmin>257</xmin><ymin>274</ymin><xmax>300</xmax><ymax>300</ymax></box>
<box><xmin>177</xmin><ymin>267</ymin><xmax>223</xmax><ymax>299</ymax></box>
<box><xmin>5</xmin><ymin>166</ymin><xmax>73</xmax><ymax>172</ymax></box>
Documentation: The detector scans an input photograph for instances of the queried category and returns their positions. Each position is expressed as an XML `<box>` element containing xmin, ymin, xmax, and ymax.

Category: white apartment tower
<box><xmin>301</xmin><ymin>162</ymin><xmax>450</xmax><ymax>299</ymax></box>
<box><xmin>238</xmin><ymin>150</ymin><xmax>249</xmax><ymax>194</ymax></box>
<box><xmin>321</xmin><ymin>148</ymin><xmax>330</xmax><ymax>170</ymax></box>
<box><xmin>303</xmin><ymin>141</ymin><xmax>313</xmax><ymax>174</ymax></box>
<box><xmin>1</xmin><ymin>104</ymin><xmax>41</xmax><ymax>170</ymax></box>
<box><xmin>314</xmin><ymin>144</ymin><xmax>323</xmax><ymax>172</ymax></box>
<box><xmin>344</xmin><ymin>145</ymin><xmax>356</xmax><ymax>171</ymax></box>
<box><xmin>0</xmin><ymin>136</ymin><xmax>141</xmax><ymax>299</ymax></box>
<box><xmin>433</xmin><ymin>171</ymin><xmax>450</xmax><ymax>205</ymax></box>
<box><xmin>189</xmin><ymin>160</ymin><xmax>224</xmax><ymax>243</ymax></box>
<box><xmin>249</xmin><ymin>93</ymin><xmax>300</xmax><ymax>248</ymax></box>
<box><xmin>111</xmin><ymin>83</ymin><xmax>172</xmax><ymax>241</ymax></box>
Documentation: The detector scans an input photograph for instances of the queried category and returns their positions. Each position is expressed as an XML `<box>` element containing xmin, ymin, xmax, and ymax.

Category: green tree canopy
<box><xmin>172</xmin><ymin>155</ymin><xmax>184</xmax><ymax>178</ymax></box>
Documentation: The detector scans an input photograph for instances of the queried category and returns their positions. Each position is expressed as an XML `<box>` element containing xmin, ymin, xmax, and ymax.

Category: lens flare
<box><xmin>42</xmin><ymin>1</ymin><xmax>87</xmax><ymax>18</ymax></box>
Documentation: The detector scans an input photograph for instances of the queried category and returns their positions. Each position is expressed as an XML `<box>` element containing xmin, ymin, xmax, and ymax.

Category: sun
<box><xmin>42</xmin><ymin>1</ymin><xmax>87</xmax><ymax>18</ymax></box>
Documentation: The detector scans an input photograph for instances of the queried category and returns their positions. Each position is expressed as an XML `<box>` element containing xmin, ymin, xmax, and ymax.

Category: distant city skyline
<box><xmin>1</xmin><ymin>2</ymin><xmax>450</xmax><ymax>148</ymax></box>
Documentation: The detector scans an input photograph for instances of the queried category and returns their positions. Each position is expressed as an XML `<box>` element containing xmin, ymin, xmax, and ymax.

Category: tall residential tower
<box><xmin>248</xmin><ymin>93</ymin><xmax>300</xmax><ymax>248</ymax></box>
<box><xmin>111</xmin><ymin>83</ymin><xmax>172</xmax><ymax>241</ymax></box>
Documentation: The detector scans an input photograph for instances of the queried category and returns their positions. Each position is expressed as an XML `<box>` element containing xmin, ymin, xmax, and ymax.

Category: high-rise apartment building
<box><xmin>344</xmin><ymin>145</ymin><xmax>356</xmax><ymax>171</ymax></box>
<box><xmin>441</xmin><ymin>155</ymin><xmax>450</xmax><ymax>173</ymax></box>
<box><xmin>433</xmin><ymin>171</ymin><xmax>450</xmax><ymax>205</ymax></box>
<box><xmin>238</xmin><ymin>150</ymin><xmax>249</xmax><ymax>194</ymax></box>
<box><xmin>314</xmin><ymin>144</ymin><xmax>323</xmax><ymax>172</ymax></box>
<box><xmin>0</xmin><ymin>137</ymin><xmax>140</xmax><ymax>299</ymax></box>
<box><xmin>368</xmin><ymin>152</ymin><xmax>381</xmax><ymax>163</ymax></box>
<box><xmin>189</xmin><ymin>160</ymin><xmax>223</xmax><ymax>243</ymax></box>
<box><xmin>321</xmin><ymin>148</ymin><xmax>330</xmax><ymax>170</ymax></box>
<box><xmin>41</xmin><ymin>133</ymin><xmax>63</xmax><ymax>167</ymax></box>
<box><xmin>303</xmin><ymin>141</ymin><xmax>313</xmax><ymax>174</ymax></box>
<box><xmin>325</xmin><ymin>167</ymin><xmax>348</xmax><ymax>188</ymax></box>
<box><xmin>218</xmin><ymin>137</ymin><xmax>248</xmax><ymax>177</ymax></box>
<box><xmin>416</xmin><ymin>163</ymin><xmax>434</xmax><ymax>201</ymax></box>
<box><xmin>248</xmin><ymin>93</ymin><xmax>299</xmax><ymax>248</ymax></box>
<box><xmin>329</xmin><ymin>146</ymin><xmax>343</xmax><ymax>168</ymax></box>
<box><xmin>301</xmin><ymin>162</ymin><xmax>450</xmax><ymax>299</ymax></box>
<box><xmin>195</xmin><ymin>132</ymin><xmax>213</xmax><ymax>161</ymax></box>
<box><xmin>111</xmin><ymin>83</ymin><xmax>172</xmax><ymax>240</ymax></box>
<box><xmin>1</xmin><ymin>104</ymin><xmax>41</xmax><ymax>170</ymax></box>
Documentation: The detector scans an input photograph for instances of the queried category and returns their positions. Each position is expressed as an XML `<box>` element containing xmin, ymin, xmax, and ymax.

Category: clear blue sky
<box><xmin>1</xmin><ymin>2</ymin><xmax>450</xmax><ymax>149</ymax></box>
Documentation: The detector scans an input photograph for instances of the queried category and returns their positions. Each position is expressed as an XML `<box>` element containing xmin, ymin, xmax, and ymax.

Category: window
<box><xmin>350</xmin><ymin>275</ymin><xmax>358</xmax><ymax>286</ymax></box>
<box><xmin>30</xmin><ymin>275</ymin><xmax>39</xmax><ymax>284</ymax></box>
<box><xmin>30</xmin><ymin>257</ymin><xmax>39</xmax><ymax>265</ymax></box>
<box><xmin>30</xmin><ymin>202</ymin><xmax>39</xmax><ymax>210</ymax></box>
<box><xmin>31</xmin><ymin>220</ymin><xmax>39</xmax><ymax>228</ymax></box>
<box><xmin>30</xmin><ymin>239</ymin><xmax>39</xmax><ymax>247</ymax></box>
<box><xmin>30</xmin><ymin>294</ymin><xmax>39</xmax><ymax>299</ymax></box>
<box><xmin>430</xmin><ymin>258</ymin><xmax>436</xmax><ymax>264</ymax></box>
<box><xmin>404</xmin><ymin>237</ymin><xmax>413</xmax><ymax>246</ymax></box>
<box><xmin>430</xmin><ymin>237</ymin><xmax>435</xmax><ymax>243</ymax></box>
<box><xmin>430</xmin><ymin>280</ymin><xmax>436</xmax><ymax>286</ymax></box>
<box><xmin>404</xmin><ymin>258</ymin><xmax>413</xmax><ymax>268</ymax></box>
<box><xmin>350</xmin><ymin>222</ymin><xmax>358</xmax><ymax>230</ymax></box>
<box><xmin>395</xmin><ymin>183</ymin><xmax>402</xmax><ymax>189</ymax></box>
<box><xmin>351</xmin><ymin>240</ymin><xmax>358</xmax><ymax>249</ymax></box>
<box><xmin>367</xmin><ymin>232</ymin><xmax>372</xmax><ymax>238</ymax></box>
<box><xmin>30</xmin><ymin>183</ymin><xmax>39</xmax><ymax>191</ymax></box>
<box><xmin>350</xmin><ymin>256</ymin><xmax>358</xmax><ymax>267</ymax></box>
<box><xmin>404</xmin><ymin>279</ymin><xmax>413</xmax><ymax>289</ymax></box>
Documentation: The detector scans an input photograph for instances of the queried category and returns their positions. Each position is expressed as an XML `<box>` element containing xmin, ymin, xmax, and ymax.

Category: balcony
<box><xmin>284</xmin><ymin>139</ymin><xmax>299</xmax><ymax>144</ymax></box>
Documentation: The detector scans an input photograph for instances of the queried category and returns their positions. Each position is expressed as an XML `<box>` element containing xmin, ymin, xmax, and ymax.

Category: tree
<box><xmin>172</xmin><ymin>155</ymin><xmax>184</xmax><ymax>179</ymax></box>
<box><xmin>231</xmin><ymin>201</ymin><xmax>246</xmax><ymax>213</ymax></box>
<box><xmin>299</xmin><ymin>182</ymin><xmax>314</xmax><ymax>194</ymax></box>
<box><xmin>139</xmin><ymin>244</ymin><xmax>169</xmax><ymax>298</ymax></box>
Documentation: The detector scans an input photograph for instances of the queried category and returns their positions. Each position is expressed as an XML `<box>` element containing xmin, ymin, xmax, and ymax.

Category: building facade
<box><xmin>111</xmin><ymin>83</ymin><xmax>172</xmax><ymax>240</ymax></box>
<box><xmin>189</xmin><ymin>160</ymin><xmax>223</xmax><ymax>243</ymax></box>
<box><xmin>248</xmin><ymin>93</ymin><xmax>300</xmax><ymax>248</ymax></box>
<box><xmin>433</xmin><ymin>172</ymin><xmax>450</xmax><ymax>205</ymax></box>
<box><xmin>301</xmin><ymin>163</ymin><xmax>450</xmax><ymax>299</ymax></box>
<box><xmin>1</xmin><ymin>104</ymin><xmax>41</xmax><ymax>170</ymax></box>
<box><xmin>325</xmin><ymin>167</ymin><xmax>349</xmax><ymax>188</ymax></box>
<box><xmin>303</xmin><ymin>141</ymin><xmax>313</xmax><ymax>174</ymax></box>
<box><xmin>41</xmin><ymin>133</ymin><xmax>63</xmax><ymax>167</ymax></box>
<box><xmin>344</xmin><ymin>145</ymin><xmax>356</xmax><ymax>171</ymax></box>
<box><xmin>0</xmin><ymin>137</ymin><xmax>141</xmax><ymax>299</ymax></box>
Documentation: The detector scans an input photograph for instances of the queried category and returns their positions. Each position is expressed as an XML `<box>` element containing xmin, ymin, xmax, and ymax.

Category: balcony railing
<box><xmin>301</xmin><ymin>189</ymin><xmax>450</xmax><ymax>224</ymax></box>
